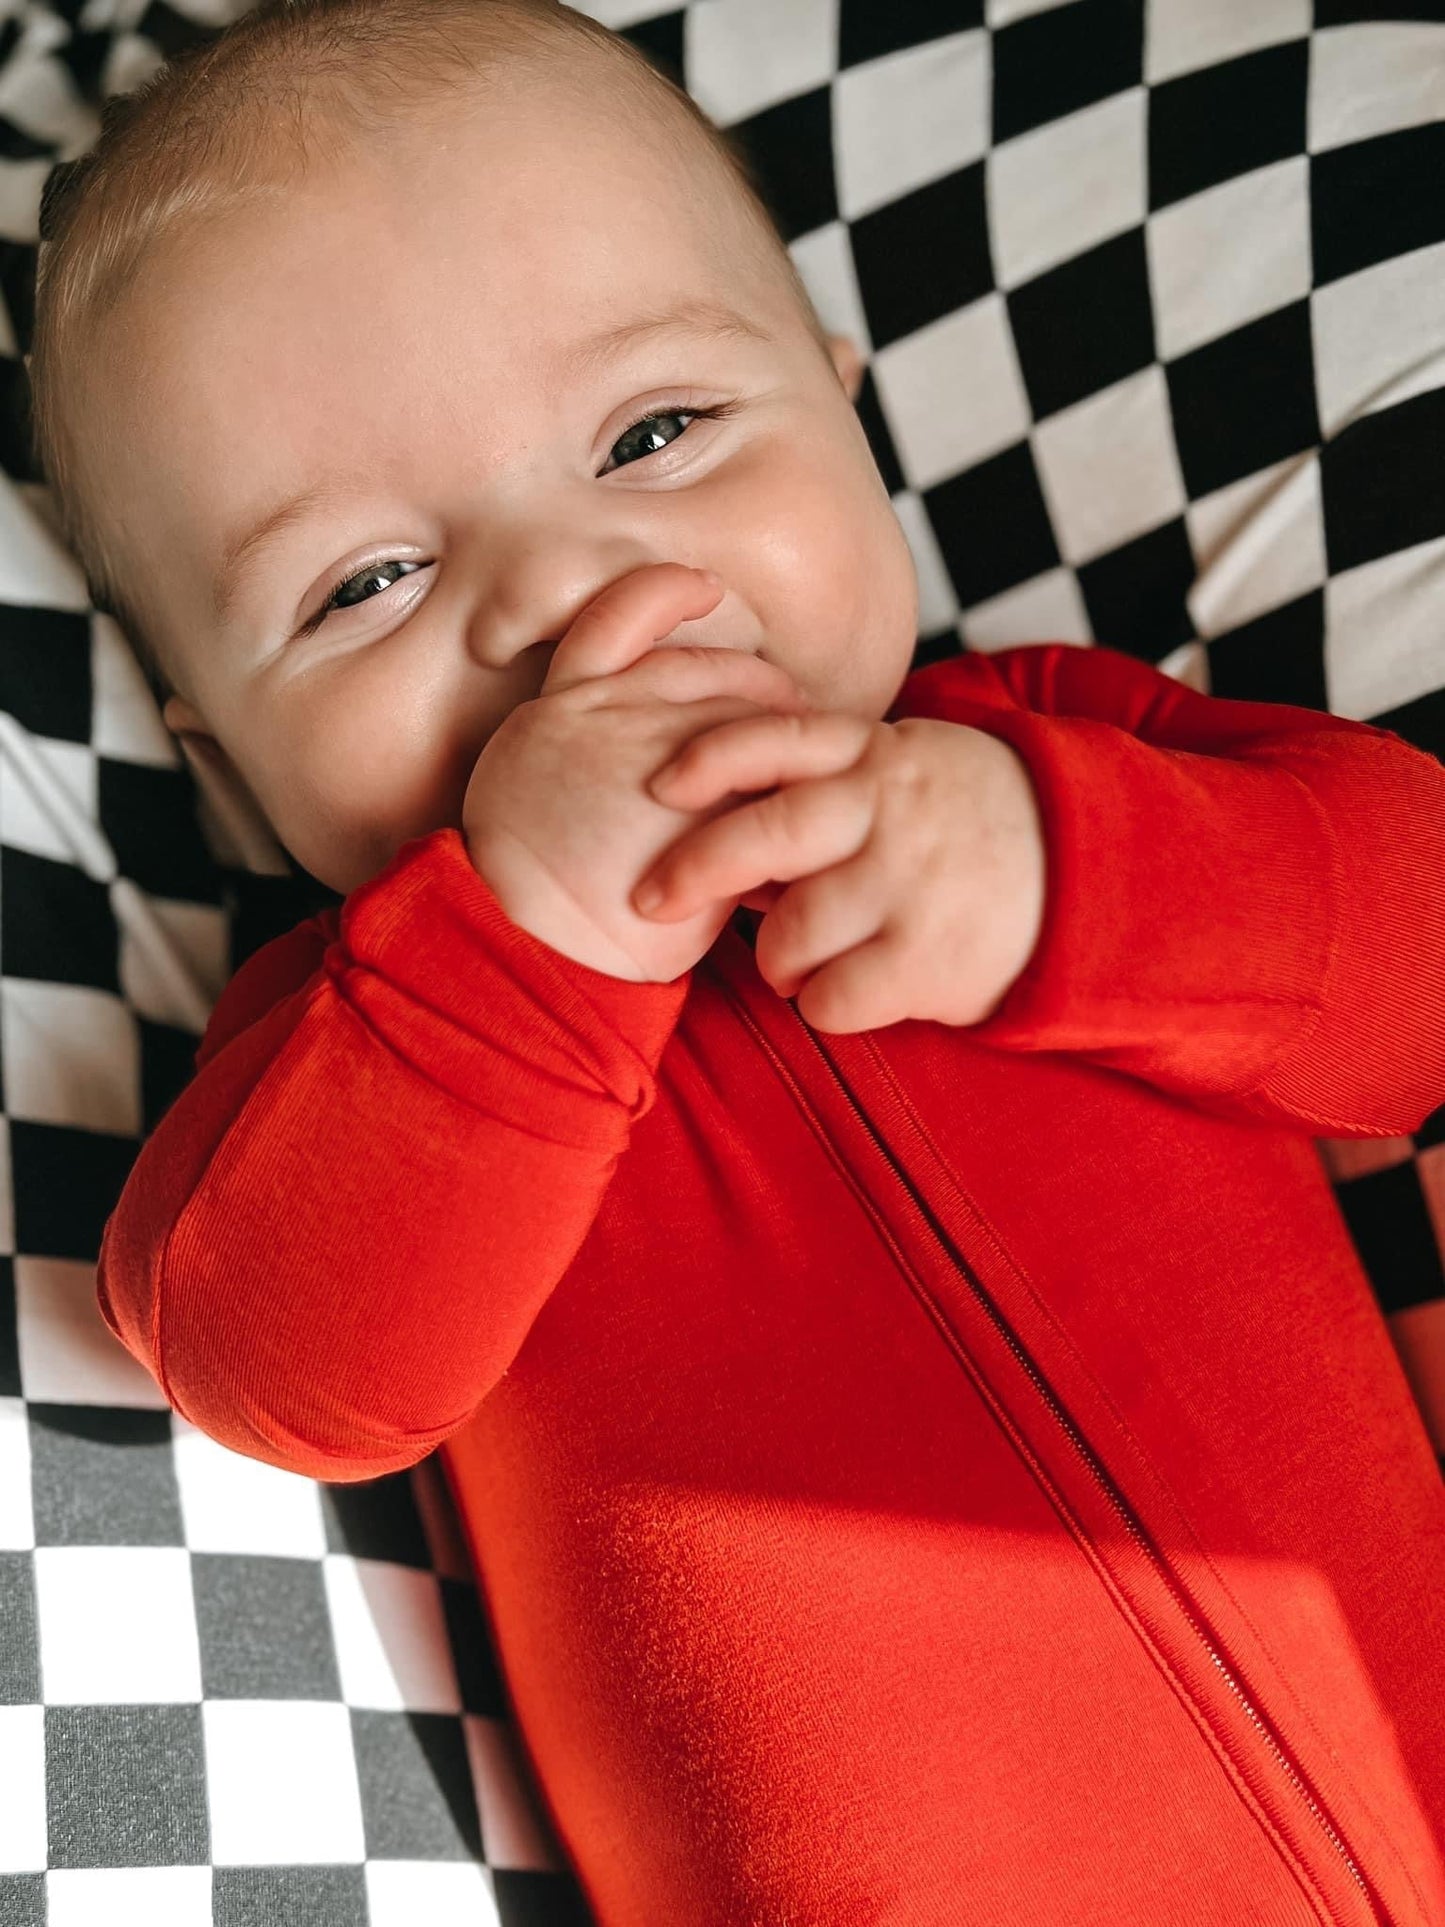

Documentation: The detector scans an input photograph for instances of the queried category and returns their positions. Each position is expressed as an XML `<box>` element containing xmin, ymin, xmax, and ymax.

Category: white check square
<box><xmin>1144</xmin><ymin>0</ymin><xmax>1309</xmax><ymax>86</ymax></box>
<box><xmin>35</xmin><ymin>1546</ymin><xmax>201</xmax><ymax>1703</ymax></box>
<box><xmin>172</xmin><ymin>1418</ymin><xmax>326</xmax><ymax>1559</ymax></box>
<box><xmin>990</xmin><ymin>89</ymin><xmax>1146</xmax><ymax>290</ymax></box>
<box><xmin>16</xmin><ymin>1256</ymin><xmax>168</xmax><ymax>1408</ymax></box>
<box><xmin>0</xmin><ymin>732</ymin><xmax>96</xmax><ymax>869</ymax></box>
<box><xmin>684</xmin><ymin>0</ymin><xmax>838</xmax><ymax>130</ymax></box>
<box><xmin>1186</xmin><ymin>454</ymin><xmax>1325</xmax><ymax>639</ymax></box>
<box><xmin>1326</xmin><ymin>534</ymin><xmax>1445</xmax><ymax>723</ymax></box>
<box><xmin>1</xmin><ymin>978</ymin><xmax>138</xmax><ymax>1135</ymax></box>
<box><xmin>1308</xmin><ymin>23</ymin><xmax>1445</xmax><ymax>155</ymax></box>
<box><xmin>0</xmin><ymin>1706</ymin><xmax>46</xmax><ymax>1873</ymax></box>
<box><xmin>873</xmin><ymin>293</ymin><xmax>1030</xmax><ymax>492</ymax></box>
<box><xmin>960</xmin><ymin>568</ymin><xmax>1092</xmax><ymax>652</ymax></box>
<box><xmin>324</xmin><ymin>1555</ymin><xmax>461</xmax><ymax>1712</ymax></box>
<box><xmin>892</xmin><ymin>490</ymin><xmax>963</xmax><ymax>638</ymax></box>
<box><xmin>204</xmin><ymin>1700</ymin><xmax>365</xmax><ymax>1865</ymax></box>
<box><xmin>835</xmin><ymin>30</ymin><xmax>990</xmax><ymax>222</ymax></box>
<box><xmin>1032</xmin><ymin>365</ymin><xmax>1187</xmax><ymax>566</ymax></box>
<box><xmin>1311</xmin><ymin>242</ymin><xmax>1445</xmax><ymax>442</ymax></box>
<box><xmin>366</xmin><ymin>1861</ymin><xmax>503</xmax><ymax>1927</ymax></box>
<box><xmin>789</xmin><ymin>220</ymin><xmax>872</xmax><ymax>357</ymax></box>
<box><xmin>1148</xmin><ymin>158</ymin><xmax>1310</xmax><ymax>363</ymax></box>
<box><xmin>465</xmin><ymin>1715</ymin><xmax>562</xmax><ymax>1872</ymax></box>
<box><xmin>0</xmin><ymin>1399</ymin><xmax>34</xmax><ymax>1550</ymax></box>
<box><xmin>47</xmin><ymin>1868</ymin><xmax>212</xmax><ymax>1927</ymax></box>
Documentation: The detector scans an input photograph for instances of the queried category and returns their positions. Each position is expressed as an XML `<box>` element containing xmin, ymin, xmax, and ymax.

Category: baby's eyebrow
<box><xmin>564</xmin><ymin>299</ymin><xmax>770</xmax><ymax>377</ymax></box>
<box><xmin>211</xmin><ymin>299</ymin><xmax>769</xmax><ymax>627</ymax></box>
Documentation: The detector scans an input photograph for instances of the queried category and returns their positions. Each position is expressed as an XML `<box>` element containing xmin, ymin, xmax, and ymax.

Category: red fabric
<box><xmin>97</xmin><ymin>644</ymin><xmax>1445</xmax><ymax>1925</ymax></box>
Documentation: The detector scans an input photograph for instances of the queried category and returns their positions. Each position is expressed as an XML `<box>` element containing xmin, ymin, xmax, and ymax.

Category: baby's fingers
<box><xmin>649</xmin><ymin>711</ymin><xmax>872</xmax><ymax>810</ymax></box>
<box><xmin>795</xmin><ymin>933</ymin><xmax>914</xmax><ymax>1035</ymax></box>
<box><xmin>634</xmin><ymin>774</ymin><xmax>874</xmax><ymax>921</ymax></box>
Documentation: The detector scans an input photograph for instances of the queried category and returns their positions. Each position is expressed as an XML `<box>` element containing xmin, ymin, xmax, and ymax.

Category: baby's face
<box><xmin>88</xmin><ymin>71</ymin><xmax>919</xmax><ymax>895</ymax></box>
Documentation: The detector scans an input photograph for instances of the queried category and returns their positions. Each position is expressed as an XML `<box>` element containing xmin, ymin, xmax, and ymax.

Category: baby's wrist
<box><xmin>464</xmin><ymin>829</ymin><xmax>653</xmax><ymax>983</ymax></box>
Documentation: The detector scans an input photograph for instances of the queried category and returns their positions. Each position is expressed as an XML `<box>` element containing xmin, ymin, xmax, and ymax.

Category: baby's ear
<box><xmin>826</xmin><ymin>333</ymin><xmax>865</xmax><ymax>405</ymax></box>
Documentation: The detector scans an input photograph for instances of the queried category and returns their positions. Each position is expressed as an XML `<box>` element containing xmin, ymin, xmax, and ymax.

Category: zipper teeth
<box><xmin>779</xmin><ymin>1011</ymin><xmax>1380</xmax><ymax>1919</ymax></box>
<box><xmin>972</xmin><ymin>1264</ymin><xmax>1373</xmax><ymax>1907</ymax></box>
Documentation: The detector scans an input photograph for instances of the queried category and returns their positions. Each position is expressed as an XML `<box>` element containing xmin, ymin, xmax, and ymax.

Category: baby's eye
<box><xmin>603</xmin><ymin>408</ymin><xmax>697</xmax><ymax>473</ymax></box>
<box><xmin>601</xmin><ymin>398</ymin><xmax>742</xmax><ymax>474</ymax></box>
<box><xmin>325</xmin><ymin>558</ymin><xmax>425</xmax><ymax>613</ymax></box>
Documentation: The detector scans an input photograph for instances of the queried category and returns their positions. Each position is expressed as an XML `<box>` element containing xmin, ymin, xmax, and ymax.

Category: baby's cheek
<box><xmin>716</xmin><ymin>429</ymin><xmax>918</xmax><ymax>711</ymax></box>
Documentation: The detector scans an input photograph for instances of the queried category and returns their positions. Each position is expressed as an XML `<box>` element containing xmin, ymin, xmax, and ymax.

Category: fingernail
<box><xmin>635</xmin><ymin>880</ymin><xmax>665</xmax><ymax>914</ymax></box>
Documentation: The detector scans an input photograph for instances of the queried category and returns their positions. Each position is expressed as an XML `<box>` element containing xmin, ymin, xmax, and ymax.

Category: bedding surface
<box><xmin>1</xmin><ymin>2</ymin><xmax>1442</xmax><ymax>1923</ymax></box>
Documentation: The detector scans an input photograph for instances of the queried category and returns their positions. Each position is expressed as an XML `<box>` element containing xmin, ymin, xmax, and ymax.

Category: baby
<box><xmin>31</xmin><ymin>1</ymin><xmax>1445</xmax><ymax>1922</ymax></box>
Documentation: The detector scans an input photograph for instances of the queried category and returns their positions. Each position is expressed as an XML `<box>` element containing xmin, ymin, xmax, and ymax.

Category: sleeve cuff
<box><xmin>962</xmin><ymin>706</ymin><xmax>1340</xmax><ymax>1097</ymax></box>
<box><xmin>330</xmin><ymin>827</ymin><xmax>691</xmax><ymax>1140</ymax></box>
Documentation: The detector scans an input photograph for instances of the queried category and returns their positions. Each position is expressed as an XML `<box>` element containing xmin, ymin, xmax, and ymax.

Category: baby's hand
<box><xmin>633</xmin><ymin>711</ymin><xmax>1047</xmax><ymax>1032</ymax></box>
<box><xmin>462</xmin><ymin>564</ymin><xmax>811</xmax><ymax>983</ymax></box>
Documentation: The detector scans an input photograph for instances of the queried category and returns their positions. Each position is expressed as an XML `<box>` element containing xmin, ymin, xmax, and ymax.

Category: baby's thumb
<box><xmin>542</xmin><ymin>563</ymin><xmax>724</xmax><ymax>696</ymax></box>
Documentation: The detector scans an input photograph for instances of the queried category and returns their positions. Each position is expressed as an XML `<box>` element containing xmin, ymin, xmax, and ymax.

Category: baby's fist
<box><xmin>636</xmin><ymin>713</ymin><xmax>1047</xmax><ymax>1032</ymax></box>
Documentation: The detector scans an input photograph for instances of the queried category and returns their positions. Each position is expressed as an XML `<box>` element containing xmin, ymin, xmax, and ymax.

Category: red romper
<box><xmin>98</xmin><ymin>644</ymin><xmax>1445</xmax><ymax>1927</ymax></box>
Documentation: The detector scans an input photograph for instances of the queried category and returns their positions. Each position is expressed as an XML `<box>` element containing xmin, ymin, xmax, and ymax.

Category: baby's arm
<box><xmin>97</xmin><ymin>825</ymin><xmax>688</xmax><ymax>1484</ymax></box>
<box><xmin>905</xmin><ymin>644</ymin><xmax>1445</xmax><ymax>1137</ymax></box>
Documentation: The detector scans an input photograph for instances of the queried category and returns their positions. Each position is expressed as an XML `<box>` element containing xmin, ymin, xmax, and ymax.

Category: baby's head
<box><xmin>29</xmin><ymin>0</ymin><xmax>919</xmax><ymax>896</ymax></box>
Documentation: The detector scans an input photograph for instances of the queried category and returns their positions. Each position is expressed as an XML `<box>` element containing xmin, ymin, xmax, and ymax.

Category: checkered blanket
<box><xmin>2</xmin><ymin>2</ymin><xmax>1442</xmax><ymax>1922</ymax></box>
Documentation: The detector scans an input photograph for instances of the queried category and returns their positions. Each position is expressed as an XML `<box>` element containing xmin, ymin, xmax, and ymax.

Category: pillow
<box><xmin>1</xmin><ymin>4</ymin><xmax>1441</xmax><ymax>1924</ymax></box>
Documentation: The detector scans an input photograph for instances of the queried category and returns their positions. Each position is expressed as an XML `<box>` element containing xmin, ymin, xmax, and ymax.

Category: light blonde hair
<box><xmin>27</xmin><ymin>0</ymin><xmax>827</xmax><ymax>709</ymax></box>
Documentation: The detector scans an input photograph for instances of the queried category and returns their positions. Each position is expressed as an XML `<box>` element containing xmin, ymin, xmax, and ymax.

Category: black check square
<box><xmin>839</xmin><ymin>0</ymin><xmax>981</xmax><ymax>68</ymax></box>
<box><xmin>1076</xmin><ymin>518</ymin><xmax>1196</xmax><ymax>661</ymax></box>
<box><xmin>1320</xmin><ymin>388</ymin><xmax>1445</xmax><ymax>576</ymax></box>
<box><xmin>0</xmin><ymin>1877</ymin><xmax>43</xmax><ymax>1927</ymax></box>
<box><xmin>851</xmin><ymin>164</ymin><xmax>992</xmax><ymax>353</ymax></box>
<box><xmin>0</xmin><ymin>606</ymin><xmax>92</xmax><ymax>742</ymax></box>
<box><xmin>213</xmin><ymin>1865</ymin><xmax>369</xmax><ymax>1927</ymax></box>
<box><xmin>853</xmin><ymin>367</ymin><xmax>907</xmax><ymax>498</ymax></box>
<box><xmin>1204</xmin><ymin>590</ymin><xmax>1328</xmax><ymax>713</ymax></box>
<box><xmin>619</xmin><ymin>9</ymin><xmax>684</xmax><ymax>89</ymax></box>
<box><xmin>322</xmin><ymin>1471</ymin><xmax>432</xmax><ymax>1568</ymax></box>
<box><xmin>1312</xmin><ymin>122</ymin><xmax>1445</xmax><ymax>288</ymax></box>
<box><xmin>1372</xmin><ymin>687</ymin><xmax>1445</xmax><ymax>764</ymax></box>
<box><xmin>46</xmin><ymin>1704</ymin><xmax>209</xmax><ymax>1868</ymax></box>
<box><xmin>1007</xmin><ymin>229</ymin><xmax>1154</xmax><ymax>421</ymax></box>
<box><xmin>0</xmin><ymin>1551</ymin><xmax>39</xmax><ymax>1703</ymax></box>
<box><xmin>29</xmin><ymin>1406</ymin><xmax>183</xmax><ymax>1547</ymax></box>
<box><xmin>141</xmin><ymin>1013</ymin><xmax>215</xmax><ymax>1139</ymax></box>
<box><xmin>1336</xmin><ymin>1162</ymin><xmax>1445</xmax><ymax>1314</ymax></box>
<box><xmin>923</xmin><ymin>441</ymin><xmax>1059</xmax><ymax>610</ymax></box>
<box><xmin>352</xmin><ymin>1708</ymin><xmax>482</xmax><ymax>1860</ymax></box>
<box><xmin>193</xmin><ymin>1553</ymin><xmax>342</xmax><ymax>1700</ymax></box>
<box><xmin>1313</xmin><ymin>0</ymin><xmax>1445</xmax><ymax>20</ymax></box>
<box><xmin>1166</xmin><ymin>300</ymin><xmax>1319</xmax><ymax>499</ymax></box>
<box><xmin>10</xmin><ymin>1120</ymin><xmax>140</xmax><ymax>1266</ymax></box>
<box><xmin>0</xmin><ymin>1262</ymin><xmax>19</xmax><ymax>1398</ymax></box>
<box><xmin>726</xmin><ymin>88</ymin><xmax>836</xmax><ymax>245</ymax></box>
<box><xmin>493</xmin><ymin>1870</ymin><xmax>597</xmax><ymax>1927</ymax></box>
<box><xmin>992</xmin><ymin>0</ymin><xmax>1143</xmax><ymax>145</ymax></box>
<box><xmin>99</xmin><ymin>756</ymin><xmax>222</xmax><ymax>905</ymax></box>
<box><xmin>441</xmin><ymin>1577</ymin><xmax>508</xmax><ymax>1718</ymax></box>
<box><xmin>1</xmin><ymin>850</ymin><xmax>118</xmax><ymax>992</ymax></box>
<box><xmin>1147</xmin><ymin>41</ymin><xmax>1308</xmax><ymax>212</ymax></box>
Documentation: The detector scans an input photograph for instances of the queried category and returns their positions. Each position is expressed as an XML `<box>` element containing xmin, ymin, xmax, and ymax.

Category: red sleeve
<box><xmin>96</xmin><ymin>826</ymin><xmax>689</xmax><ymax>1481</ymax></box>
<box><xmin>890</xmin><ymin>644</ymin><xmax>1445</xmax><ymax>1135</ymax></box>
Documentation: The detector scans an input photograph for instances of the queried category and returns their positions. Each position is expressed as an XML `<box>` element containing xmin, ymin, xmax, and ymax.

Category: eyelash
<box><xmin>297</xmin><ymin>398</ymin><xmax>741</xmax><ymax>638</ymax></box>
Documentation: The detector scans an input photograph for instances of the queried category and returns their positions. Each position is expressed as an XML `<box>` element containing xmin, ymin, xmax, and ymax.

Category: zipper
<box><xmin>718</xmin><ymin>954</ymin><xmax>1387</xmax><ymax>1926</ymax></box>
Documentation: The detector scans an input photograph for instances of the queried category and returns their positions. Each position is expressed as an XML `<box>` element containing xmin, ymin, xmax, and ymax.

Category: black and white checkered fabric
<box><xmin>2</xmin><ymin>1</ymin><xmax>1443</xmax><ymax>1922</ymax></box>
